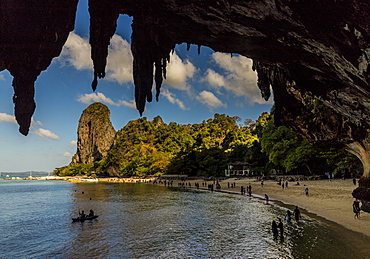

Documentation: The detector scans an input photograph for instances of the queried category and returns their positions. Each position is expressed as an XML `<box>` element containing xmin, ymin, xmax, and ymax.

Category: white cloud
<box><xmin>196</xmin><ymin>90</ymin><xmax>227</xmax><ymax>109</ymax></box>
<box><xmin>57</xmin><ymin>32</ymin><xmax>134</xmax><ymax>85</ymax></box>
<box><xmin>68</xmin><ymin>140</ymin><xmax>77</xmax><ymax>148</ymax></box>
<box><xmin>78</xmin><ymin>92</ymin><xmax>136</xmax><ymax>109</ymax></box>
<box><xmin>0</xmin><ymin>74</ymin><xmax>5</xmax><ymax>81</ymax></box>
<box><xmin>0</xmin><ymin>113</ymin><xmax>17</xmax><ymax>123</ymax></box>
<box><xmin>77</xmin><ymin>92</ymin><xmax>119</xmax><ymax>106</ymax></box>
<box><xmin>205</xmin><ymin>69</ymin><xmax>226</xmax><ymax>87</ymax></box>
<box><xmin>31</xmin><ymin>128</ymin><xmax>60</xmax><ymax>140</ymax></box>
<box><xmin>31</xmin><ymin>118</ymin><xmax>43</xmax><ymax>127</ymax></box>
<box><xmin>161</xmin><ymin>88</ymin><xmax>188</xmax><ymax>110</ymax></box>
<box><xmin>164</xmin><ymin>52</ymin><xmax>196</xmax><ymax>91</ymax></box>
<box><xmin>0</xmin><ymin>113</ymin><xmax>42</xmax><ymax>127</ymax></box>
<box><xmin>105</xmin><ymin>35</ymin><xmax>133</xmax><ymax>84</ymax></box>
<box><xmin>63</xmin><ymin>152</ymin><xmax>72</xmax><ymax>157</ymax></box>
<box><xmin>118</xmin><ymin>99</ymin><xmax>136</xmax><ymax>109</ymax></box>
<box><xmin>205</xmin><ymin>53</ymin><xmax>273</xmax><ymax>105</ymax></box>
<box><xmin>57</xmin><ymin>32</ymin><xmax>93</xmax><ymax>70</ymax></box>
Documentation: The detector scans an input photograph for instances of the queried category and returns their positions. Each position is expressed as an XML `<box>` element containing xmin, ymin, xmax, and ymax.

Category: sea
<box><xmin>0</xmin><ymin>180</ymin><xmax>367</xmax><ymax>258</ymax></box>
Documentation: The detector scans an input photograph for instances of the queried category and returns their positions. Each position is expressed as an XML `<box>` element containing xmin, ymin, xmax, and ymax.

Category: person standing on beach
<box><xmin>278</xmin><ymin>218</ymin><xmax>284</xmax><ymax>237</ymax></box>
<box><xmin>305</xmin><ymin>187</ymin><xmax>309</xmax><ymax>196</ymax></box>
<box><xmin>261</xmin><ymin>179</ymin><xmax>264</xmax><ymax>187</ymax></box>
<box><xmin>353</xmin><ymin>199</ymin><xmax>361</xmax><ymax>219</ymax></box>
<box><xmin>271</xmin><ymin>220</ymin><xmax>278</xmax><ymax>237</ymax></box>
<box><xmin>293</xmin><ymin>206</ymin><xmax>301</xmax><ymax>222</ymax></box>
<box><xmin>265</xmin><ymin>194</ymin><xmax>269</xmax><ymax>204</ymax></box>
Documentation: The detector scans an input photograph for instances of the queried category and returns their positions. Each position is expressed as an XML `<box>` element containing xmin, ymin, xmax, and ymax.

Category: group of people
<box><xmin>271</xmin><ymin>206</ymin><xmax>301</xmax><ymax>238</ymax></box>
<box><xmin>278</xmin><ymin>180</ymin><xmax>289</xmax><ymax>189</ymax></box>
<box><xmin>240</xmin><ymin>184</ymin><xmax>252</xmax><ymax>196</ymax></box>
<box><xmin>79</xmin><ymin>209</ymin><xmax>95</xmax><ymax>219</ymax></box>
<box><xmin>271</xmin><ymin>218</ymin><xmax>284</xmax><ymax>238</ymax></box>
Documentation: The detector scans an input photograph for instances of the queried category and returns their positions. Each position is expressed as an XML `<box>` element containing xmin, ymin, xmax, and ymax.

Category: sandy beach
<box><xmin>211</xmin><ymin>178</ymin><xmax>370</xmax><ymax>237</ymax></box>
<box><xmin>166</xmin><ymin>177</ymin><xmax>370</xmax><ymax>255</ymax></box>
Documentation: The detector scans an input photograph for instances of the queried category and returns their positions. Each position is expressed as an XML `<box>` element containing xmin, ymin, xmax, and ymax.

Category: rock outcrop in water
<box><xmin>1</xmin><ymin>1</ymin><xmax>370</xmax><ymax>209</ymax></box>
<box><xmin>71</xmin><ymin>102</ymin><xmax>116</xmax><ymax>164</ymax></box>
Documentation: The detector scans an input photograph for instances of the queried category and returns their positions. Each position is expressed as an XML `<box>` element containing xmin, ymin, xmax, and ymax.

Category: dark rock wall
<box><xmin>0</xmin><ymin>0</ymin><xmax>78</xmax><ymax>135</ymax></box>
<box><xmin>1</xmin><ymin>1</ymin><xmax>370</xmax><ymax>178</ymax></box>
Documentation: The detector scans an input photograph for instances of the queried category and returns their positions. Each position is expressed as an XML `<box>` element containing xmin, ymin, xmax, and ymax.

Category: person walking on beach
<box><xmin>293</xmin><ymin>206</ymin><xmax>301</xmax><ymax>222</ymax></box>
<box><xmin>265</xmin><ymin>194</ymin><xmax>269</xmax><ymax>204</ymax></box>
<box><xmin>305</xmin><ymin>187</ymin><xmax>309</xmax><ymax>196</ymax></box>
<box><xmin>353</xmin><ymin>199</ymin><xmax>361</xmax><ymax>219</ymax></box>
<box><xmin>261</xmin><ymin>179</ymin><xmax>264</xmax><ymax>187</ymax></box>
<box><xmin>285</xmin><ymin>210</ymin><xmax>292</xmax><ymax>222</ymax></box>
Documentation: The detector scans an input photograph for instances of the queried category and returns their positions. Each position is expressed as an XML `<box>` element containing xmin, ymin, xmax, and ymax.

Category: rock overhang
<box><xmin>0</xmin><ymin>0</ymin><xmax>369</xmax><ymax>144</ymax></box>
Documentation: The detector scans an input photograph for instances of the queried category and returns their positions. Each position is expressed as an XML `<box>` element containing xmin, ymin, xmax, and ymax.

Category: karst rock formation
<box><xmin>71</xmin><ymin>102</ymin><xmax>116</xmax><ymax>165</ymax></box>
<box><xmin>1</xmin><ymin>1</ymin><xmax>370</xmax><ymax>209</ymax></box>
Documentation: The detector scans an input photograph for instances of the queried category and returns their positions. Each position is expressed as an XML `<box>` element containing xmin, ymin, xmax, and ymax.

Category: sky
<box><xmin>0</xmin><ymin>0</ymin><xmax>273</xmax><ymax>172</ymax></box>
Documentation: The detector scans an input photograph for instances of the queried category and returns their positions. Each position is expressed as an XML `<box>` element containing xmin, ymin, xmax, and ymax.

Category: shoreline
<box><xmin>6</xmin><ymin>176</ymin><xmax>368</xmax><ymax>239</ymax></box>
<box><xmin>4</xmin><ymin>176</ymin><xmax>369</xmax><ymax>254</ymax></box>
<box><xmin>158</xmin><ymin>177</ymin><xmax>370</xmax><ymax>255</ymax></box>
<box><xmin>100</xmin><ymin>177</ymin><xmax>370</xmax><ymax>238</ymax></box>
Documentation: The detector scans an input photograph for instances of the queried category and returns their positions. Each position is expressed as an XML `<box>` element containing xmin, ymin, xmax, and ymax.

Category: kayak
<box><xmin>72</xmin><ymin>215</ymin><xmax>99</xmax><ymax>222</ymax></box>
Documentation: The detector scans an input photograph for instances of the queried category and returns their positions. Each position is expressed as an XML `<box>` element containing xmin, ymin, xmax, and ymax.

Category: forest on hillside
<box><xmin>54</xmin><ymin>112</ymin><xmax>362</xmax><ymax>178</ymax></box>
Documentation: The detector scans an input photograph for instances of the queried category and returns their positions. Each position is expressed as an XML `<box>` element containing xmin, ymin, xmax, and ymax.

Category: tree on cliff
<box><xmin>54</xmin><ymin>106</ymin><xmax>361</xmax><ymax>178</ymax></box>
<box><xmin>260</xmin><ymin>114</ymin><xmax>361</xmax><ymax>175</ymax></box>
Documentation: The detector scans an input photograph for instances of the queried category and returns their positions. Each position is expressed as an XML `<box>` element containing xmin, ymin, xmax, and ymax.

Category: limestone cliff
<box><xmin>71</xmin><ymin>102</ymin><xmax>116</xmax><ymax>164</ymax></box>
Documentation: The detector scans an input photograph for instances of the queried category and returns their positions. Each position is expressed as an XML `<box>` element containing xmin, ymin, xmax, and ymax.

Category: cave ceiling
<box><xmin>0</xmin><ymin>0</ymin><xmax>370</xmax><ymax>146</ymax></box>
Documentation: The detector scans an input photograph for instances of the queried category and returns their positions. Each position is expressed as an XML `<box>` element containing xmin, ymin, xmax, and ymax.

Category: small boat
<box><xmin>72</xmin><ymin>215</ymin><xmax>99</xmax><ymax>222</ymax></box>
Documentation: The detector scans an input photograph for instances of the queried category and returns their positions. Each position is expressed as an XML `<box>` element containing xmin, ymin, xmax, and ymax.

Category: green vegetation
<box><xmin>54</xmin><ymin>112</ymin><xmax>362</xmax><ymax>178</ymax></box>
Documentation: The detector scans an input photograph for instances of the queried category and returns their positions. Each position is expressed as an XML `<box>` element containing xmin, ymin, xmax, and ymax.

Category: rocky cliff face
<box><xmin>71</xmin><ymin>102</ymin><xmax>116</xmax><ymax>164</ymax></box>
<box><xmin>1</xmin><ymin>1</ymin><xmax>369</xmax><ymax>139</ymax></box>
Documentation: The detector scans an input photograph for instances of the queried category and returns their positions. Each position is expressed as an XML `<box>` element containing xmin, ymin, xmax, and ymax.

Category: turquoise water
<box><xmin>0</xmin><ymin>180</ymin><xmax>365</xmax><ymax>258</ymax></box>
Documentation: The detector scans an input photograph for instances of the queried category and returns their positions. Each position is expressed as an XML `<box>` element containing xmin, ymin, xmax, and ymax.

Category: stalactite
<box><xmin>154</xmin><ymin>60</ymin><xmax>163</xmax><ymax>102</ymax></box>
<box><xmin>11</xmin><ymin>69</ymin><xmax>38</xmax><ymax>135</ymax></box>
<box><xmin>0</xmin><ymin>0</ymin><xmax>78</xmax><ymax>135</ymax></box>
<box><xmin>131</xmin><ymin>16</ymin><xmax>175</xmax><ymax>115</ymax></box>
<box><xmin>89</xmin><ymin>0</ymin><xmax>119</xmax><ymax>91</ymax></box>
<box><xmin>252</xmin><ymin>61</ymin><xmax>272</xmax><ymax>101</ymax></box>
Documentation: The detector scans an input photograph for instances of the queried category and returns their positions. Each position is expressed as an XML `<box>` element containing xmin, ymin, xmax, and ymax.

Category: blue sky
<box><xmin>0</xmin><ymin>0</ymin><xmax>273</xmax><ymax>172</ymax></box>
